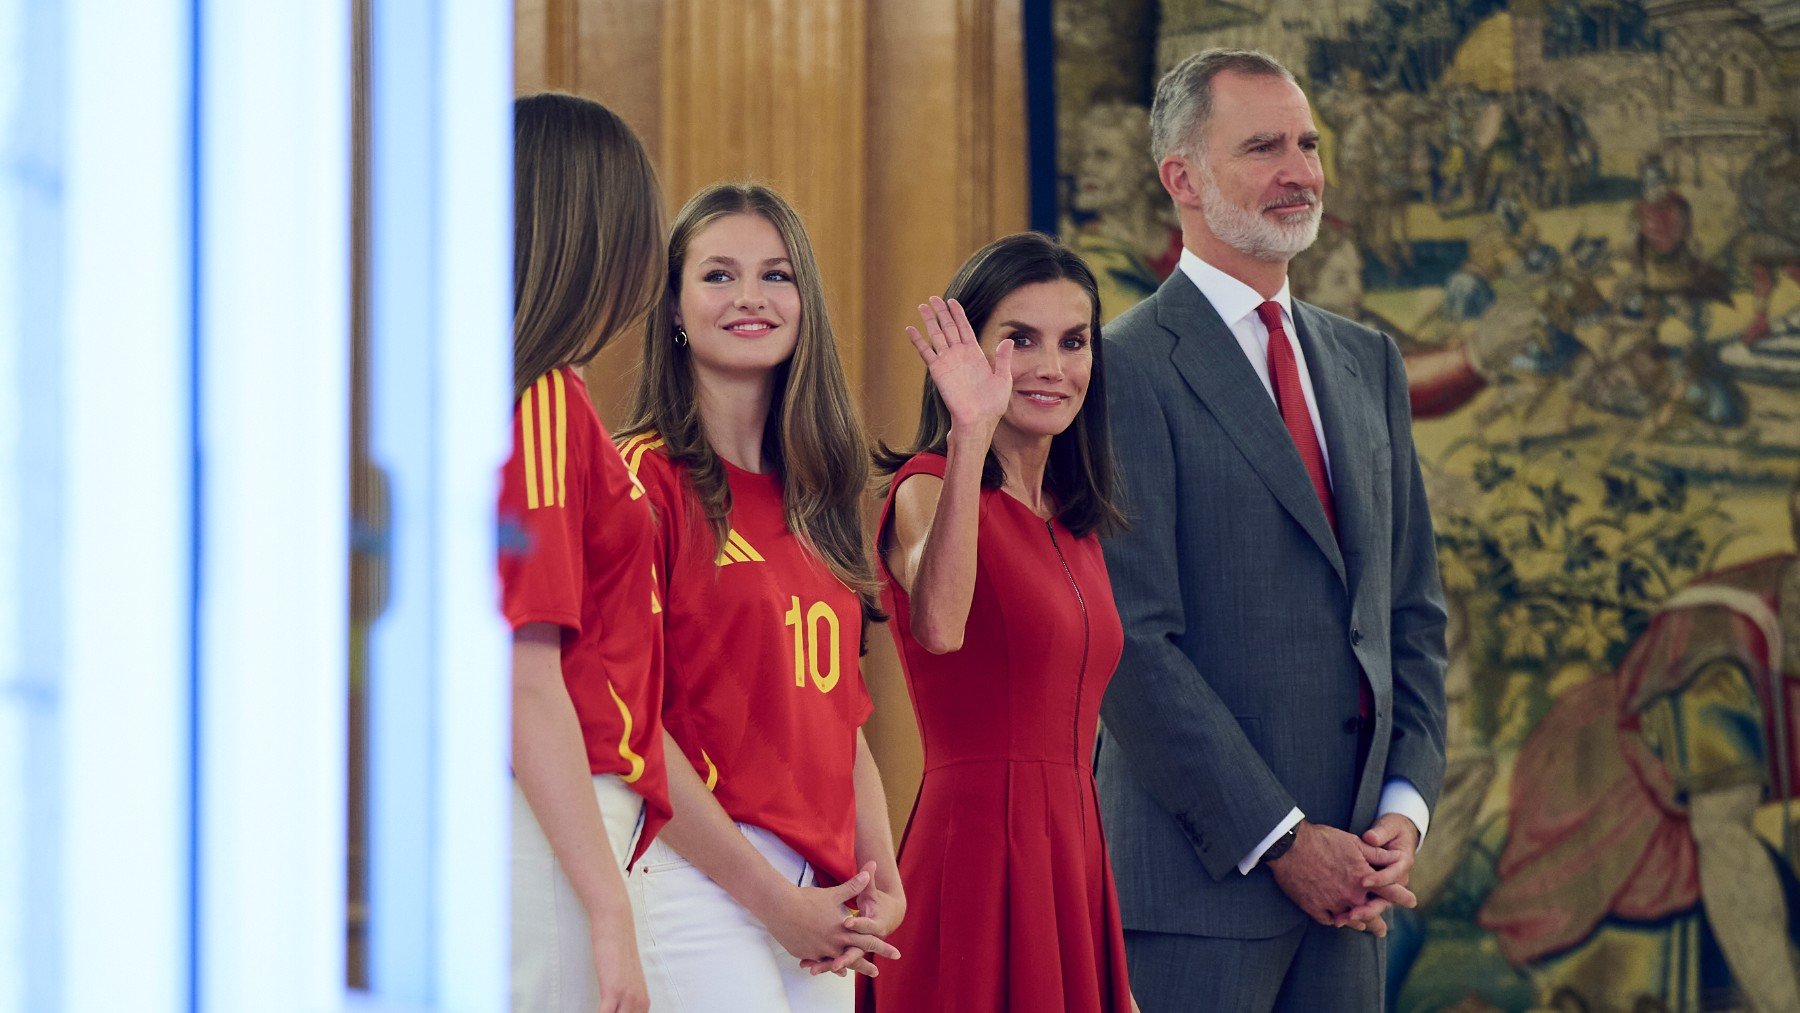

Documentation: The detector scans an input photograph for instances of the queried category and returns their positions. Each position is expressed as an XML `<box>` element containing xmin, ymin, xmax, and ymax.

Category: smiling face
<box><xmin>673</xmin><ymin>212</ymin><xmax>803</xmax><ymax>379</ymax></box>
<box><xmin>1189</xmin><ymin>70</ymin><xmax>1325</xmax><ymax>263</ymax></box>
<box><xmin>977</xmin><ymin>279</ymin><xmax>1095</xmax><ymax>442</ymax></box>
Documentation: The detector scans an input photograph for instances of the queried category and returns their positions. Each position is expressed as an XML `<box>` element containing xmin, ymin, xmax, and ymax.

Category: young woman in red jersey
<box><xmin>499</xmin><ymin>93</ymin><xmax>670</xmax><ymax>1013</ymax></box>
<box><xmin>868</xmin><ymin>233</ymin><xmax>1138</xmax><ymax>1012</ymax></box>
<box><xmin>616</xmin><ymin>182</ymin><xmax>904</xmax><ymax>1012</ymax></box>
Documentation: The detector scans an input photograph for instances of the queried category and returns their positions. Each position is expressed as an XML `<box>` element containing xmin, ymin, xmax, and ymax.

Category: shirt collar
<box><xmin>1177</xmin><ymin>247</ymin><xmax>1292</xmax><ymax>330</ymax></box>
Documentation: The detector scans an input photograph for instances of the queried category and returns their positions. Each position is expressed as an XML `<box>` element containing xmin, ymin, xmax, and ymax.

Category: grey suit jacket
<box><xmin>1097</xmin><ymin>268</ymin><xmax>1448</xmax><ymax>940</ymax></box>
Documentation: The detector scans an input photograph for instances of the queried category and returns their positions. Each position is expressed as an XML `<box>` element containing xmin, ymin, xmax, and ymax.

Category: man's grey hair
<box><xmin>1149</xmin><ymin>49</ymin><xmax>1296</xmax><ymax>162</ymax></box>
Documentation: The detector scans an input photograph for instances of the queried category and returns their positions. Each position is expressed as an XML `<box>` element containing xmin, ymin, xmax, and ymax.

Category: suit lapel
<box><xmin>1154</xmin><ymin>275</ymin><xmax>1346</xmax><ymax>586</ymax></box>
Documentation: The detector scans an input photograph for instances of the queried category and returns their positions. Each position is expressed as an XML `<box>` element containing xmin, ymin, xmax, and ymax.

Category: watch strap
<box><xmin>1259</xmin><ymin>826</ymin><xmax>1298</xmax><ymax>868</ymax></box>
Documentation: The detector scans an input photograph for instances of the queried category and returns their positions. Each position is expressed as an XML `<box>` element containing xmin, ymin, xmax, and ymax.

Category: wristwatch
<box><xmin>1259</xmin><ymin>827</ymin><xmax>1298</xmax><ymax>868</ymax></box>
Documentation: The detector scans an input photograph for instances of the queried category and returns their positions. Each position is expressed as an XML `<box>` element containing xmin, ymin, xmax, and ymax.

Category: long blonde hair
<box><xmin>512</xmin><ymin>93</ymin><xmax>665</xmax><ymax>397</ymax></box>
<box><xmin>620</xmin><ymin>182</ymin><xmax>882</xmax><ymax>623</ymax></box>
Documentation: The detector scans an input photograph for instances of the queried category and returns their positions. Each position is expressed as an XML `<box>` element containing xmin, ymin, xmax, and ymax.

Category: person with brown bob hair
<box><xmin>500</xmin><ymin>92</ymin><xmax>669</xmax><ymax>1013</ymax></box>
<box><xmin>867</xmin><ymin>231</ymin><xmax>1134</xmax><ymax>1011</ymax></box>
<box><xmin>617</xmin><ymin>182</ymin><xmax>904</xmax><ymax>1011</ymax></box>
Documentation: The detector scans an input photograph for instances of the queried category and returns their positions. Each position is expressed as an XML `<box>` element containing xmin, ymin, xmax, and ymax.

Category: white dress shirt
<box><xmin>1175</xmin><ymin>249</ymin><xmax>1431</xmax><ymax>873</ymax></box>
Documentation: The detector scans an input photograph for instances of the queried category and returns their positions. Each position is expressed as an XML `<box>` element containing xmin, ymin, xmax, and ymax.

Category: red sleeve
<box><xmin>876</xmin><ymin>452</ymin><xmax>948</xmax><ymax>572</ymax></box>
<box><xmin>498</xmin><ymin>372</ymin><xmax>585</xmax><ymax>631</ymax></box>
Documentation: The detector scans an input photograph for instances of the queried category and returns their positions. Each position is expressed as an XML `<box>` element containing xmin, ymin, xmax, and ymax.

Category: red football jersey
<box><xmin>625</xmin><ymin>436</ymin><xmax>872</xmax><ymax>884</ymax></box>
<box><xmin>498</xmin><ymin>367</ymin><xmax>670</xmax><ymax>863</ymax></box>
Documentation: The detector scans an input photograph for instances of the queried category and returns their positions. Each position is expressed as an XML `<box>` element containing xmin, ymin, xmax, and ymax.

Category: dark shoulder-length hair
<box><xmin>512</xmin><ymin>93</ymin><xmax>665</xmax><ymax>398</ymax></box>
<box><xmin>874</xmin><ymin>232</ymin><xmax>1126</xmax><ymax>539</ymax></box>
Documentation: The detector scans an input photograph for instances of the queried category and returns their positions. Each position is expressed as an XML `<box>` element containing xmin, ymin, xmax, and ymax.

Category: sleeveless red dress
<box><xmin>863</xmin><ymin>453</ymin><xmax>1134</xmax><ymax>1012</ymax></box>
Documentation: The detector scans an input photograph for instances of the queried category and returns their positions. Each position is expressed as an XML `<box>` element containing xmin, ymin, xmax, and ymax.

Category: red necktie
<box><xmin>1256</xmin><ymin>301</ymin><xmax>1335</xmax><ymax>532</ymax></box>
<box><xmin>1256</xmin><ymin>301</ymin><xmax>1372</xmax><ymax>721</ymax></box>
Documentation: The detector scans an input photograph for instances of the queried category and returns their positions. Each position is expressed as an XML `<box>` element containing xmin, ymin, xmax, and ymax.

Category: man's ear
<box><xmin>1159</xmin><ymin>154</ymin><xmax>1204</xmax><ymax>211</ymax></box>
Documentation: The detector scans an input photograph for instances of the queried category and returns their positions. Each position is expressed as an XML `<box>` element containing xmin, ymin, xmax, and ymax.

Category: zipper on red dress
<box><xmin>1048</xmin><ymin>519</ymin><xmax>1091</xmax><ymax>836</ymax></box>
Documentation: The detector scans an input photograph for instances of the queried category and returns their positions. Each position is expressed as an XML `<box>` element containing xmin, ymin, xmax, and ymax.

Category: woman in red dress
<box><xmin>867</xmin><ymin>232</ymin><xmax>1136</xmax><ymax>1012</ymax></box>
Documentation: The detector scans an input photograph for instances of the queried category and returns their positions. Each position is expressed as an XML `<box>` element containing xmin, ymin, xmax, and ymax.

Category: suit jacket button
<box><xmin>1350</xmin><ymin>627</ymin><xmax>1363</xmax><ymax>646</ymax></box>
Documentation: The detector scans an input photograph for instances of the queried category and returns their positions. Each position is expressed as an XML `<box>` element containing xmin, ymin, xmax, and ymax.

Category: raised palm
<box><xmin>905</xmin><ymin>296</ymin><xmax>1014</xmax><ymax>432</ymax></box>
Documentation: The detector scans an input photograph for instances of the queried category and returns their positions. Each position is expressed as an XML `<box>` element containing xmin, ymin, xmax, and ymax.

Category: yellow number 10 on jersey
<box><xmin>783</xmin><ymin>596</ymin><xmax>841</xmax><ymax>693</ymax></box>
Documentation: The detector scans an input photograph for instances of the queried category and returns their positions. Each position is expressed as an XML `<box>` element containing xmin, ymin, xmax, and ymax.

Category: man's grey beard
<box><xmin>1197</xmin><ymin>162</ymin><xmax>1322</xmax><ymax>262</ymax></box>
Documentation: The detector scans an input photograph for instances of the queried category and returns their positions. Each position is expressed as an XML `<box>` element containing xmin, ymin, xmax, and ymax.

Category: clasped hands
<box><xmin>765</xmin><ymin>861</ymin><xmax>906</xmax><ymax>979</ymax></box>
<box><xmin>1266</xmin><ymin>813</ymin><xmax>1419</xmax><ymax>937</ymax></box>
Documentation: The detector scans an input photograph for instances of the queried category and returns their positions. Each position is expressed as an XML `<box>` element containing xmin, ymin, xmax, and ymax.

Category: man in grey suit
<box><xmin>1097</xmin><ymin>49</ymin><xmax>1448</xmax><ymax>1011</ymax></box>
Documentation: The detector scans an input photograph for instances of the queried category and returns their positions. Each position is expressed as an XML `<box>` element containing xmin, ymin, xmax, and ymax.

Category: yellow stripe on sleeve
<box><xmin>624</xmin><ymin>437</ymin><xmax>665</xmax><ymax>501</ymax></box>
<box><xmin>520</xmin><ymin>386</ymin><xmax>540</xmax><ymax>510</ymax></box>
<box><xmin>625</xmin><ymin>437</ymin><xmax>665</xmax><ymax>477</ymax></box>
<box><xmin>606</xmin><ymin>680</ymin><xmax>647</xmax><ymax>784</ymax></box>
<box><xmin>700</xmin><ymin>749</ymin><xmax>719</xmax><ymax>791</ymax></box>
<box><xmin>534</xmin><ymin>376</ymin><xmax>555</xmax><ymax>508</ymax></box>
<box><xmin>552</xmin><ymin>370</ymin><xmax>567</xmax><ymax>508</ymax></box>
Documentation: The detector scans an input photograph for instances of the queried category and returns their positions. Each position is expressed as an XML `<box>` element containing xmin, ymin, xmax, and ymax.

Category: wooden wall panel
<box><xmin>863</xmin><ymin>0</ymin><xmax>1027</xmax><ymax>444</ymax></box>
<box><xmin>515</xmin><ymin>0</ymin><xmax>663</xmax><ymax>429</ymax></box>
<box><xmin>514</xmin><ymin>0</ymin><xmax>552</xmax><ymax>94</ymax></box>
<box><xmin>661</xmin><ymin>0</ymin><xmax>868</xmax><ymax>395</ymax></box>
<box><xmin>515</xmin><ymin>0</ymin><xmax>577</xmax><ymax>95</ymax></box>
<box><xmin>572</xmin><ymin>0</ymin><xmax>661</xmax><ymax>156</ymax></box>
<box><xmin>862</xmin><ymin>0</ymin><xmax>1029</xmax><ymax>832</ymax></box>
<box><xmin>514</xmin><ymin>0</ymin><xmax>660</xmax><ymax>154</ymax></box>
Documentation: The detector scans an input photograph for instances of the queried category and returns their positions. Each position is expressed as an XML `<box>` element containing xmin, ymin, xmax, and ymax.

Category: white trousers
<box><xmin>629</xmin><ymin>823</ymin><xmax>854</xmax><ymax>1012</ymax></box>
<box><xmin>511</xmin><ymin>773</ymin><xmax>645</xmax><ymax>1013</ymax></box>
